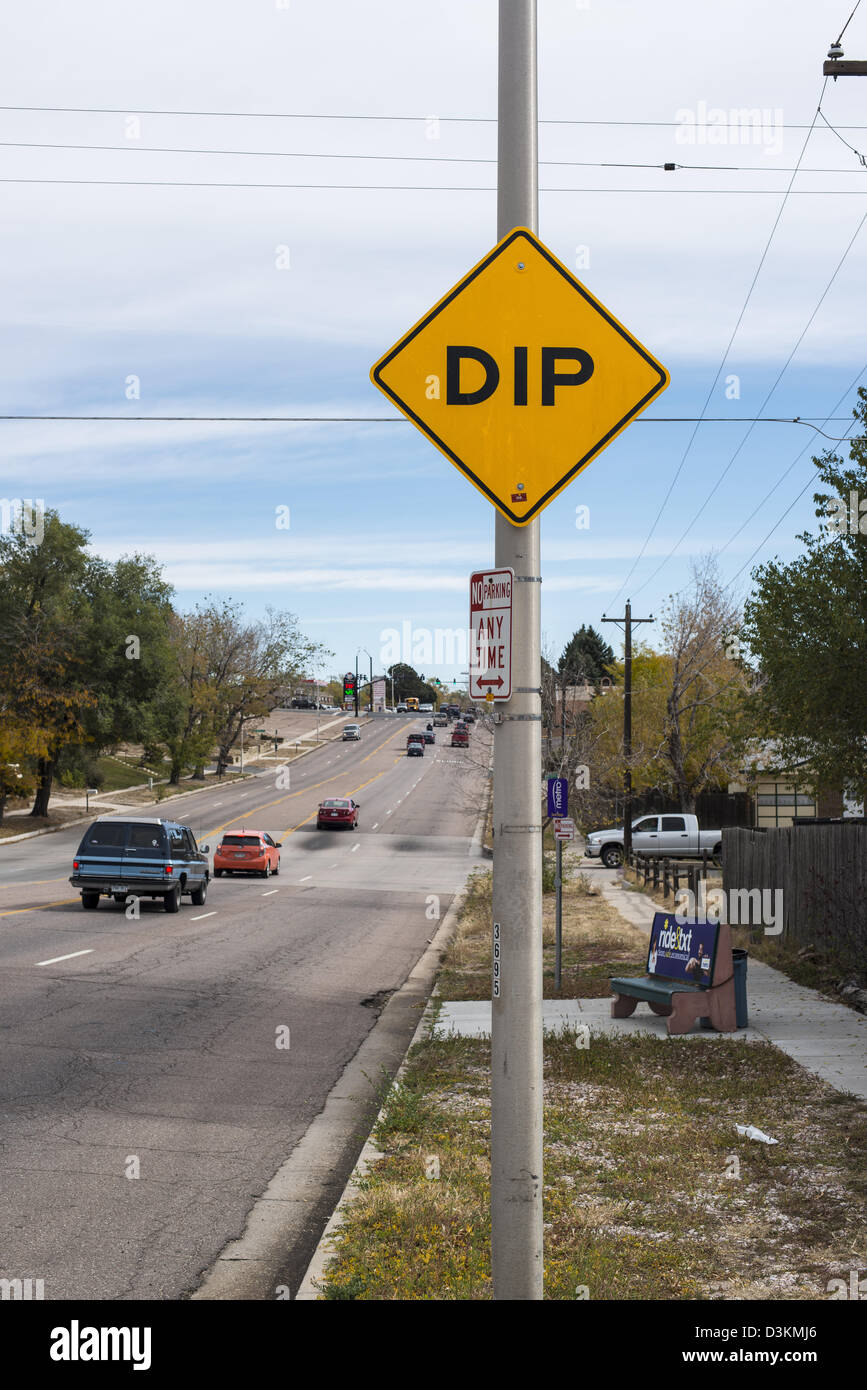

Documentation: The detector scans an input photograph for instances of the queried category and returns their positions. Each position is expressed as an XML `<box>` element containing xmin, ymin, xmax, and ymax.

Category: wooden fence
<box><xmin>722</xmin><ymin>824</ymin><xmax>867</xmax><ymax>974</ymax></box>
<box><xmin>626</xmin><ymin>849</ymin><xmax>716</xmax><ymax>907</ymax></box>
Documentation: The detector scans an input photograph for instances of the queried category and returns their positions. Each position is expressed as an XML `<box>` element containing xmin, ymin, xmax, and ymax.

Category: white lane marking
<box><xmin>191</xmin><ymin>911</ymin><xmax>217</xmax><ymax>921</ymax></box>
<box><xmin>213</xmin><ymin>801</ymin><xmax>223</xmax><ymax>807</ymax></box>
<box><xmin>238</xmin><ymin>794</ymin><xmax>248</xmax><ymax>799</ymax></box>
<box><xmin>372</xmin><ymin>823</ymin><xmax>379</xmax><ymax>830</ymax></box>
<box><xmin>37</xmin><ymin>949</ymin><xmax>94</xmax><ymax>966</ymax></box>
<box><xmin>262</xmin><ymin>889</ymin><xmax>279</xmax><ymax>897</ymax></box>
<box><xmin>351</xmin><ymin>844</ymin><xmax>360</xmax><ymax>853</ymax></box>
<box><xmin>329</xmin><ymin>862</ymin><xmax>338</xmax><ymax>867</ymax></box>
<box><xmin>386</xmin><ymin>810</ymin><xmax>393</xmax><ymax>816</ymax></box>
<box><xmin>298</xmin><ymin>875</ymin><xmax>312</xmax><ymax>882</ymax></box>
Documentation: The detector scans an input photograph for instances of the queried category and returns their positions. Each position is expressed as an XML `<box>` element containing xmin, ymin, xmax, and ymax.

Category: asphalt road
<box><xmin>0</xmin><ymin>715</ymin><xmax>490</xmax><ymax>1299</ymax></box>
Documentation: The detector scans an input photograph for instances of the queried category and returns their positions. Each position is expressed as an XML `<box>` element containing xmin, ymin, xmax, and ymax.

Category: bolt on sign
<box><xmin>470</xmin><ymin>567</ymin><xmax>513</xmax><ymax>701</ymax></box>
<box><xmin>370</xmin><ymin>227</ymin><xmax>669</xmax><ymax>525</ymax></box>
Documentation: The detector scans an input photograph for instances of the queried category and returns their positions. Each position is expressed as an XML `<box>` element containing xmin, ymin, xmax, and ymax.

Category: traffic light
<box><xmin>343</xmin><ymin>672</ymin><xmax>356</xmax><ymax>705</ymax></box>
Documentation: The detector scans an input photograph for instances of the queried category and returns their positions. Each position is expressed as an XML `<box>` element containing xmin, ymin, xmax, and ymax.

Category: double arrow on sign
<box><xmin>477</xmin><ymin>676</ymin><xmax>505</xmax><ymax>688</ymax></box>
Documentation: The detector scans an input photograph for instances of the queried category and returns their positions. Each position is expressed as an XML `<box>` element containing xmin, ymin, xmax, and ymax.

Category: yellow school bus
<box><xmin>405</xmin><ymin>696</ymin><xmax>420</xmax><ymax>711</ymax></box>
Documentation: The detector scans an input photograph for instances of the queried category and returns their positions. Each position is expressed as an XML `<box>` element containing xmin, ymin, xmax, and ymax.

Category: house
<box><xmin>729</xmin><ymin>743</ymin><xmax>856</xmax><ymax>828</ymax></box>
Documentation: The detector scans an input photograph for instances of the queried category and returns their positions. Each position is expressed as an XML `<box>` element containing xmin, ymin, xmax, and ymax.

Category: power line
<box><xmin>818</xmin><ymin>108</ymin><xmax>867</xmax><ymax>167</ymax></box>
<box><xmin>1</xmin><ymin>103</ymin><xmax>866</xmax><ymax>130</ymax></box>
<box><xmin>2</xmin><ymin>137</ymin><xmax>866</xmax><ymax>177</ymax></box>
<box><xmin>0</xmin><ymin>175</ymin><xmax>863</xmax><ymax>194</ymax></box>
<box><xmin>720</xmin><ymin>373</ymin><xmax>867</xmax><ymax>589</ymax></box>
<box><xmin>0</xmin><ymin>415</ymin><xmax>855</xmax><ymax>438</ymax></box>
<box><xmin>835</xmin><ymin>0</ymin><xmax>864</xmax><ymax>44</ymax></box>
<box><xmin>632</xmin><ymin>198</ymin><xmax>867</xmax><ymax>599</ymax></box>
<box><xmin>607</xmin><ymin>78</ymin><xmax>829</xmax><ymax>610</ymax></box>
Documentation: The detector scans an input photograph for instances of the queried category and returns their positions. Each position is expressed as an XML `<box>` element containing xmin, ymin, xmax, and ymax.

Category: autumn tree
<box><xmin>655</xmin><ymin>557</ymin><xmax>751</xmax><ymax>812</ymax></box>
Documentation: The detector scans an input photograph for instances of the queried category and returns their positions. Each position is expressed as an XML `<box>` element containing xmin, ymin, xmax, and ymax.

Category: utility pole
<box><xmin>602</xmin><ymin>601</ymin><xmax>653</xmax><ymax>861</ymax></box>
<box><xmin>491</xmin><ymin>0</ymin><xmax>543</xmax><ymax>1302</ymax></box>
<box><xmin>354</xmin><ymin>652</ymin><xmax>359</xmax><ymax>718</ymax></box>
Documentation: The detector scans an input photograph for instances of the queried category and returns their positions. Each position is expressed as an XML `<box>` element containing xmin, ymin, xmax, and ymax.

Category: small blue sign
<box><xmin>647</xmin><ymin>912</ymin><xmax>718</xmax><ymax>985</ymax></box>
<box><xmin>547</xmin><ymin>777</ymin><xmax>568</xmax><ymax>818</ymax></box>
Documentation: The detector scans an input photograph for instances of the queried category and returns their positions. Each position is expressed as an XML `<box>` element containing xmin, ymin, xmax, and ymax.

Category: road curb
<box><xmin>190</xmin><ymin>864</ymin><xmax>477</xmax><ymax>1301</ymax></box>
<box><xmin>293</xmin><ymin>883</ymin><xmax>471</xmax><ymax>1300</ymax></box>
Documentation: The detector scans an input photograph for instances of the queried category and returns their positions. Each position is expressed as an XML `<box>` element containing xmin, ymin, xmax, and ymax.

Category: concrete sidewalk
<box><xmin>435</xmin><ymin>875</ymin><xmax>867</xmax><ymax>1100</ymax></box>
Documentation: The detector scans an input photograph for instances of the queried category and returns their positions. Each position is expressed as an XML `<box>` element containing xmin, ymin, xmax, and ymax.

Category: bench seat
<box><xmin>609</xmin><ymin>975</ymin><xmax>705</xmax><ymax>1004</ymax></box>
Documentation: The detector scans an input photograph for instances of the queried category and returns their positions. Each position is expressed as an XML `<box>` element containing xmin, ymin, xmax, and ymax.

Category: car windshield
<box><xmin>222</xmin><ymin>835</ymin><xmax>262</xmax><ymax>846</ymax></box>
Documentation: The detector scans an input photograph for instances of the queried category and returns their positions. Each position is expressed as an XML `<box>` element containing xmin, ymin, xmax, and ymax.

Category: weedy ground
<box><xmin>317</xmin><ymin>867</ymin><xmax>867</xmax><ymax>1300</ymax></box>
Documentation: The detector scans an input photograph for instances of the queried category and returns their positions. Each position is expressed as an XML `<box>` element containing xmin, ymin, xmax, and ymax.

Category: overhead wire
<box><xmin>606</xmin><ymin>78</ymin><xmax>829</xmax><ymax>609</ymax></box>
<box><xmin>631</xmin><ymin>197</ymin><xmax>867</xmax><ymax>599</ymax></box>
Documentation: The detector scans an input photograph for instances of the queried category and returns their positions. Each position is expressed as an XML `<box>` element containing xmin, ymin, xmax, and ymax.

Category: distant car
<box><xmin>423</xmin><ymin>729</ymin><xmax>435</xmax><ymax>744</ymax></box>
<box><xmin>433</xmin><ymin>713</ymin><xmax>448</xmax><ymax>727</ymax></box>
<box><xmin>407</xmin><ymin>734</ymin><xmax>425</xmax><ymax>757</ymax></box>
<box><xmin>214</xmin><ymin>831</ymin><xmax>281</xmax><ymax>878</ymax></box>
<box><xmin>70</xmin><ymin>816</ymin><xmax>210</xmax><ymax>912</ymax></box>
<box><xmin>418</xmin><ymin>703</ymin><xmax>434</xmax><ymax>713</ymax></box>
<box><xmin>396</xmin><ymin>703</ymin><xmax>408</xmax><ymax>713</ymax></box>
<box><xmin>451</xmin><ymin>729</ymin><xmax>469</xmax><ymax>748</ymax></box>
<box><xmin>317</xmin><ymin>797</ymin><xmax>359</xmax><ymax>829</ymax></box>
<box><xmin>463</xmin><ymin>711</ymin><xmax>476</xmax><ymax>724</ymax></box>
<box><xmin>342</xmin><ymin>724</ymin><xmax>361</xmax><ymax>741</ymax></box>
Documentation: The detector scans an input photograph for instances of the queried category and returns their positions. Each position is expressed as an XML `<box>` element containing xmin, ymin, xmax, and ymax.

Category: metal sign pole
<box><xmin>555</xmin><ymin>835</ymin><xmax>563</xmax><ymax>992</ymax></box>
<box><xmin>491</xmin><ymin>0</ymin><xmax>543</xmax><ymax>1301</ymax></box>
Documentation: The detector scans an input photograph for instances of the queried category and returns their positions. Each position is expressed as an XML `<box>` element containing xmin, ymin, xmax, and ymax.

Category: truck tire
<box><xmin>601</xmin><ymin>844</ymin><xmax>624</xmax><ymax>868</ymax></box>
<box><xmin>164</xmin><ymin>883</ymin><xmax>181</xmax><ymax>913</ymax></box>
<box><xmin>190</xmin><ymin>878</ymin><xmax>208</xmax><ymax>906</ymax></box>
<box><xmin>81</xmin><ymin>891</ymin><xmax>100</xmax><ymax>910</ymax></box>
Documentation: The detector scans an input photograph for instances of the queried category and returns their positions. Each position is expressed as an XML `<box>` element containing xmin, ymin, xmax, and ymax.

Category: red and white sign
<box><xmin>469</xmin><ymin>567</ymin><xmax>513</xmax><ymax>701</ymax></box>
<box><xmin>553</xmin><ymin>817</ymin><xmax>575</xmax><ymax>841</ymax></box>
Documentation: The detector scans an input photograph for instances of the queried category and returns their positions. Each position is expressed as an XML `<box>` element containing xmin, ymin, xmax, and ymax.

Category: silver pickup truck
<box><xmin>584</xmin><ymin>813</ymin><xmax>722</xmax><ymax>868</ymax></box>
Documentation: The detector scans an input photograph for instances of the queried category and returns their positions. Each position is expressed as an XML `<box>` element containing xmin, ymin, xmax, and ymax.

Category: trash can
<box><xmin>701</xmin><ymin>949</ymin><xmax>748</xmax><ymax>1030</ymax></box>
<box><xmin>732</xmin><ymin>948</ymin><xmax>748</xmax><ymax>1029</ymax></box>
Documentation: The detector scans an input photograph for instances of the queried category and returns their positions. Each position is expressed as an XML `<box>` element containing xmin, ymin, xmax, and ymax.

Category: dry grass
<box><xmin>436</xmin><ymin>865</ymin><xmax>648</xmax><ymax>1001</ymax></box>
<box><xmin>316</xmin><ymin>1032</ymin><xmax>867</xmax><ymax>1301</ymax></box>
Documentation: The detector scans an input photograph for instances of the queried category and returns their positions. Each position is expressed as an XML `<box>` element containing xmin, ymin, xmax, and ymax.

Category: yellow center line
<box><xmin>281</xmin><ymin>743</ymin><xmax>412</xmax><ymax>838</ymax></box>
<box><xmin>203</xmin><ymin>724</ymin><xmax>408</xmax><ymax>840</ymax></box>
<box><xmin>0</xmin><ymin>897</ymin><xmax>81</xmax><ymax>919</ymax></box>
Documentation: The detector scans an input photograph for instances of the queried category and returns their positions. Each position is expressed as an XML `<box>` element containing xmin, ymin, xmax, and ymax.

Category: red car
<box><xmin>214</xmin><ymin>831</ymin><xmax>281</xmax><ymax>878</ymax></box>
<box><xmin>451</xmin><ymin>728</ymin><xmax>469</xmax><ymax>748</ymax></box>
<box><xmin>317</xmin><ymin>797</ymin><xmax>360</xmax><ymax>830</ymax></box>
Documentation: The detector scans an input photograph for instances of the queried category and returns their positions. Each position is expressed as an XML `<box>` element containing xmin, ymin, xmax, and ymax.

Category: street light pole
<box><xmin>491</xmin><ymin>0</ymin><xmax>543</xmax><ymax>1302</ymax></box>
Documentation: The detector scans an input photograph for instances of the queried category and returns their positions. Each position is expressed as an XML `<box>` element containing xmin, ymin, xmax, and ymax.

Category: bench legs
<box><xmin>610</xmin><ymin>993</ymin><xmax>638</xmax><ymax>1018</ymax></box>
<box><xmin>609</xmin><ymin>986</ymin><xmax>737</xmax><ymax>1034</ymax></box>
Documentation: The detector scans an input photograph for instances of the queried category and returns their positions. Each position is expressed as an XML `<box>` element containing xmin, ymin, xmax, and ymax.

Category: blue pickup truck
<box><xmin>70</xmin><ymin>816</ymin><xmax>211</xmax><ymax>913</ymax></box>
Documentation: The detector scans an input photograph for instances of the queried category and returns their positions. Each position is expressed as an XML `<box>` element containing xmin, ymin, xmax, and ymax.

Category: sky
<box><xmin>1</xmin><ymin>0</ymin><xmax>865</xmax><ymax>685</ymax></box>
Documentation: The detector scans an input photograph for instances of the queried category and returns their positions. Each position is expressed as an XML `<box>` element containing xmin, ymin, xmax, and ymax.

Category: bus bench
<box><xmin>610</xmin><ymin>913</ymin><xmax>737</xmax><ymax>1036</ymax></box>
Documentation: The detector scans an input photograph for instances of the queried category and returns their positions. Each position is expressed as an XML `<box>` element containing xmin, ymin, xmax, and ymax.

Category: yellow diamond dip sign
<box><xmin>371</xmin><ymin>227</ymin><xmax>669</xmax><ymax>526</ymax></box>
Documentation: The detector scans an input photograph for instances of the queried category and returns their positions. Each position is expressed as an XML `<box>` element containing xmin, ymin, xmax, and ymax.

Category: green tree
<box><xmin>741</xmin><ymin>388</ymin><xmax>867</xmax><ymax>804</ymax></box>
<box><xmin>558</xmin><ymin>625</ymin><xmax>615</xmax><ymax>686</ymax></box>
<box><xmin>386</xmin><ymin>663</ymin><xmax>438</xmax><ymax>704</ymax></box>
<box><xmin>0</xmin><ymin>514</ymin><xmax>95</xmax><ymax>816</ymax></box>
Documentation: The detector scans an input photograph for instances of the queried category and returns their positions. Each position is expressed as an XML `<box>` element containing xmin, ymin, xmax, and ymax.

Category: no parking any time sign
<box><xmin>470</xmin><ymin>567</ymin><xmax>513</xmax><ymax>701</ymax></box>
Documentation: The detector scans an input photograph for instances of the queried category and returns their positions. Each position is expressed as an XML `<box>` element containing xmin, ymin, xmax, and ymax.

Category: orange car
<box><xmin>213</xmin><ymin>831</ymin><xmax>282</xmax><ymax>878</ymax></box>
